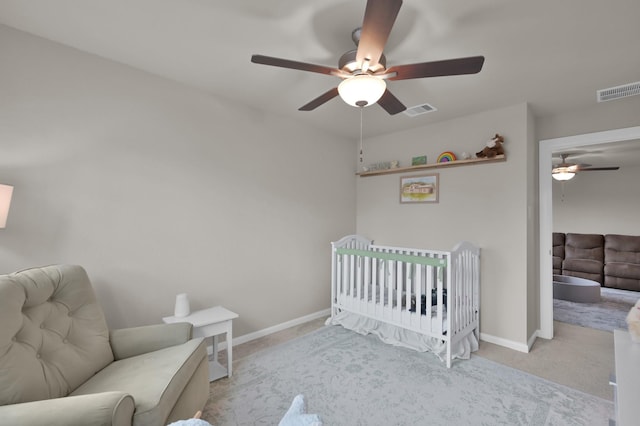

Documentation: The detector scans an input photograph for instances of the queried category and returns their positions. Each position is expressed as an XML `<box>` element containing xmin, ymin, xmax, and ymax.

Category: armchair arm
<box><xmin>110</xmin><ymin>322</ymin><xmax>193</xmax><ymax>360</ymax></box>
<box><xmin>0</xmin><ymin>391</ymin><xmax>135</xmax><ymax>426</ymax></box>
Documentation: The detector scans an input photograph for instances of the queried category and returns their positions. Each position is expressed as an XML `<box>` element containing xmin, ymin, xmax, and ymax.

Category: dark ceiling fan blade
<box><xmin>298</xmin><ymin>87</ymin><xmax>340</xmax><ymax>111</ymax></box>
<box><xmin>386</xmin><ymin>56</ymin><xmax>485</xmax><ymax>81</ymax></box>
<box><xmin>251</xmin><ymin>54</ymin><xmax>344</xmax><ymax>77</ymax></box>
<box><xmin>377</xmin><ymin>89</ymin><xmax>406</xmax><ymax>115</ymax></box>
<box><xmin>577</xmin><ymin>166</ymin><xmax>620</xmax><ymax>171</ymax></box>
<box><xmin>356</xmin><ymin>0</ymin><xmax>403</xmax><ymax>69</ymax></box>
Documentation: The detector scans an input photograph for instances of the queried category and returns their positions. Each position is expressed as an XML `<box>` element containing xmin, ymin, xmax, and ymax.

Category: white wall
<box><xmin>526</xmin><ymin>106</ymin><xmax>539</xmax><ymax>340</ymax></box>
<box><xmin>0</xmin><ymin>25</ymin><xmax>357</xmax><ymax>335</ymax></box>
<box><xmin>553</xmin><ymin>165</ymin><xmax>640</xmax><ymax>235</ymax></box>
<box><xmin>356</xmin><ymin>103</ymin><xmax>533</xmax><ymax>347</ymax></box>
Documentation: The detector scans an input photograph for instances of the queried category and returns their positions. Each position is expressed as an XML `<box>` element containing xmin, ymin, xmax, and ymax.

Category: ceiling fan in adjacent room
<box><xmin>551</xmin><ymin>153</ymin><xmax>620</xmax><ymax>181</ymax></box>
<box><xmin>250</xmin><ymin>0</ymin><xmax>484</xmax><ymax>115</ymax></box>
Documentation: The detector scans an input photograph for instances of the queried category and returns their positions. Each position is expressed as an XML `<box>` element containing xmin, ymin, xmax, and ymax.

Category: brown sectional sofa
<box><xmin>605</xmin><ymin>234</ymin><xmax>640</xmax><ymax>290</ymax></box>
<box><xmin>553</xmin><ymin>232</ymin><xmax>640</xmax><ymax>291</ymax></box>
<box><xmin>563</xmin><ymin>233</ymin><xmax>605</xmax><ymax>284</ymax></box>
<box><xmin>552</xmin><ymin>232</ymin><xmax>565</xmax><ymax>275</ymax></box>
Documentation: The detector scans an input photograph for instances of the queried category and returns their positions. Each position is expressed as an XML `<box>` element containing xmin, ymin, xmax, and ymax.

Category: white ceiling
<box><xmin>0</xmin><ymin>0</ymin><xmax>639</xmax><ymax>144</ymax></box>
<box><xmin>552</xmin><ymin>139</ymin><xmax>640</xmax><ymax>169</ymax></box>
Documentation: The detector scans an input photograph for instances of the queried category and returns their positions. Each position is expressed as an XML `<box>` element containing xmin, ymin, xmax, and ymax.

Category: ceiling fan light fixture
<box><xmin>338</xmin><ymin>74</ymin><xmax>386</xmax><ymax>108</ymax></box>
<box><xmin>551</xmin><ymin>168</ymin><xmax>576</xmax><ymax>181</ymax></box>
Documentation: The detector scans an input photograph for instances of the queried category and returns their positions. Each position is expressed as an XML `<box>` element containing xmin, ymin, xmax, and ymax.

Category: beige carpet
<box><xmin>476</xmin><ymin>321</ymin><xmax>614</xmax><ymax>400</ymax></box>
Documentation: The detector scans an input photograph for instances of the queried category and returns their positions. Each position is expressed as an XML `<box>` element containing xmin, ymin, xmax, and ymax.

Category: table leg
<box><xmin>212</xmin><ymin>335</ymin><xmax>219</xmax><ymax>363</ymax></box>
<box><xmin>227</xmin><ymin>321</ymin><xmax>233</xmax><ymax>377</ymax></box>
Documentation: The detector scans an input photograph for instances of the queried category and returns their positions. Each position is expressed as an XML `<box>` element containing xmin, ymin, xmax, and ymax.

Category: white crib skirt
<box><xmin>325</xmin><ymin>311</ymin><xmax>478</xmax><ymax>363</ymax></box>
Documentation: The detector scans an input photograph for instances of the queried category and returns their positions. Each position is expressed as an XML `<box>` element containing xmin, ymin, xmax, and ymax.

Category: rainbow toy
<box><xmin>437</xmin><ymin>151</ymin><xmax>457</xmax><ymax>163</ymax></box>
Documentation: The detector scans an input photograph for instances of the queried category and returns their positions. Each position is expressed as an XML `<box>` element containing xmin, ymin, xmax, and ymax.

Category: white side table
<box><xmin>163</xmin><ymin>306</ymin><xmax>239</xmax><ymax>382</ymax></box>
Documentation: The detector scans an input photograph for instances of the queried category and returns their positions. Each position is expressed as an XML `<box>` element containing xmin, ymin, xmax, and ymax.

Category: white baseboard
<box><xmin>527</xmin><ymin>330</ymin><xmax>540</xmax><ymax>351</ymax></box>
<box><xmin>213</xmin><ymin>308</ymin><xmax>331</xmax><ymax>352</ymax></box>
<box><xmin>480</xmin><ymin>332</ymin><xmax>530</xmax><ymax>353</ymax></box>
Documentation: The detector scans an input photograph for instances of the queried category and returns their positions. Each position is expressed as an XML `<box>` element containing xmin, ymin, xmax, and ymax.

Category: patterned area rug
<box><xmin>554</xmin><ymin>287</ymin><xmax>640</xmax><ymax>332</ymax></box>
<box><xmin>203</xmin><ymin>325</ymin><xmax>612</xmax><ymax>425</ymax></box>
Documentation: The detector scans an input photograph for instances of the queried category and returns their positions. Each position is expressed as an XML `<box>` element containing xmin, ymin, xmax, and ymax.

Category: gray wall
<box><xmin>355</xmin><ymin>103</ymin><xmax>534</xmax><ymax>348</ymax></box>
<box><xmin>539</xmin><ymin>98</ymin><xmax>640</xmax><ymax>236</ymax></box>
<box><xmin>0</xmin><ymin>25</ymin><xmax>357</xmax><ymax>336</ymax></box>
<box><xmin>552</xmin><ymin>165</ymin><xmax>640</xmax><ymax>235</ymax></box>
<box><xmin>2</xmin><ymin>21</ymin><xmax>639</xmax><ymax>349</ymax></box>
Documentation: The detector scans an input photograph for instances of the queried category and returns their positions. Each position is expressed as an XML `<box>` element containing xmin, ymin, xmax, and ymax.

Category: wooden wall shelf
<box><xmin>357</xmin><ymin>154</ymin><xmax>506</xmax><ymax>177</ymax></box>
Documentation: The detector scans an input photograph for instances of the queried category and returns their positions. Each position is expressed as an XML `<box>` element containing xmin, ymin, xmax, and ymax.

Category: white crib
<box><xmin>328</xmin><ymin>235</ymin><xmax>480</xmax><ymax>368</ymax></box>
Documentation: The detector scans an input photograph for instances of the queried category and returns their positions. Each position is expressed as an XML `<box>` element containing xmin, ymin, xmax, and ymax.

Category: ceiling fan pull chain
<box><xmin>359</xmin><ymin>106</ymin><xmax>364</xmax><ymax>165</ymax></box>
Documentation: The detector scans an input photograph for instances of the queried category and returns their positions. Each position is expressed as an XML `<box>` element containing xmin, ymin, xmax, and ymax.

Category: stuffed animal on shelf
<box><xmin>476</xmin><ymin>133</ymin><xmax>505</xmax><ymax>158</ymax></box>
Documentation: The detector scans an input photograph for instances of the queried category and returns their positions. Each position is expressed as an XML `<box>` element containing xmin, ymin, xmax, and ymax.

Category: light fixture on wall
<box><xmin>0</xmin><ymin>184</ymin><xmax>14</xmax><ymax>228</ymax></box>
<box><xmin>551</xmin><ymin>168</ymin><xmax>576</xmax><ymax>181</ymax></box>
<box><xmin>337</xmin><ymin>74</ymin><xmax>387</xmax><ymax>108</ymax></box>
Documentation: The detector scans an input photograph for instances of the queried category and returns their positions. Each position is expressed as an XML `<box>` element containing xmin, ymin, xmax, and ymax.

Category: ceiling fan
<box><xmin>250</xmin><ymin>0</ymin><xmax>484</xmax><ymax>115</ymax></box>
<box><xmin>552</xmin><ymin>153</ymin><xmax>620</xmax><ymax>181</ymax></box>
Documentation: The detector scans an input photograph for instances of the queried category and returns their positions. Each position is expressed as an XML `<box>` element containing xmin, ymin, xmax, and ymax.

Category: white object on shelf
<box><xmin>163</xmin><ymin>306</ymin><xmax>239</xmax><ymax>382</ymax></box>
<box><xmin>174</xmin><ymin>293</ymin><xmax>191</xmax><ymax>317</ymax></box>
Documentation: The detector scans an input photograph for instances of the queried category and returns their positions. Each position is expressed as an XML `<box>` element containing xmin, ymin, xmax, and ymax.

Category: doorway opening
<box><xmin>538</xmin><ymin>126</ymin><xmax>640</xmax><ymax>339</ymax></box>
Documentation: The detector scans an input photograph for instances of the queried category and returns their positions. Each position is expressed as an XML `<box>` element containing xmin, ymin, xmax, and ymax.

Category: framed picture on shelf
<box><xmin>400</xmin><ymin>173</ymin><xmax>439</xmax><ymax>204</ymax></box>
<box><xmin>411</xmin><ymin>155</ymin><xmax>427</xmax><ymax>166</ymax></box>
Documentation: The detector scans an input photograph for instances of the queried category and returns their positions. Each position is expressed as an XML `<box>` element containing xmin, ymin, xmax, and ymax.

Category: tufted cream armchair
<box><xmin>0</xmin><ymin>264</ymin><xmax>210</xmax><ymax>426</ymax></box>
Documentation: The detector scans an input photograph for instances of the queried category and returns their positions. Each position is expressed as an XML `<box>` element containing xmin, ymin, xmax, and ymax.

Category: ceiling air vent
<box><xmin>403</xmin><ymin>103</ymin><xmax>437</xmax><ymax>117</ymax></box>
<box><xmin>597</xmin><ymin>81</ymin><xmax>640</xmax><ymax>102</ymax></box>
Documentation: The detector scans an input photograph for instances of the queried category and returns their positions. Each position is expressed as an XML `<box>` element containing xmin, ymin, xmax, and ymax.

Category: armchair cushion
<box><xmin>0</xmin><ymin>265</ymin><xmax>114</xmax><ymax>405</ymax></box>
<box><xmin>110</xmin><ymin>323</ymin><xmax>193</xmax><ymax>360</ymax></box>
<box><xmin>71</xmin><ymin>338</ymin><xmax>207</xmax><ymax>426</ymax></box>
<box><xmin>1</xmin><ymin>391</ymin><xmax>135</xmax><ymax>426</ymax></box>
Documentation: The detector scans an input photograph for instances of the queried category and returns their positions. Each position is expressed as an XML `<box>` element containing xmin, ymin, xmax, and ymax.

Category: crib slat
<box><xmin>364</xmin><ymin>255</ymin><xmax>370</xmax><ymax>315</ymax></box>
<box><xmin>422</xmin><ymin>265</ymin><xmax>433</xmax><ymax>332</ymax></box>
<box><xmin>372</xmin><ymin>257</ymin><xmax>378</xmax><ymax>306</ymax></box>
<box><xmin>387</xmin><ymin>258</ymin><xmax>394</xmax><ymax>319</ymax></box>
<box><xmin>395</xmin><ymin>260</ymin><xmax>402</xmax><ymax>320</ymax></box>
<box><xmin>356</xmin><ymin>255</ymin><xmax>362</xmax><ymax>312</ymax></box>
<box><xmin>414</xmin><ymin>264</ymin><xmax>423</xmax><ymax>328</ymax></box>
<box><xmin>339</xmin><ymin>254</ymin><xmax>346</xmax><ymax>303</ymax></box>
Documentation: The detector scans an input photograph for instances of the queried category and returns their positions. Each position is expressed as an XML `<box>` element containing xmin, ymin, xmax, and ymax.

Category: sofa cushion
<box><xmin>605</xmin><ymin>262</ymin><xmax>640</xmax><ymax>279</ymax></box>
<box><xmin>605</xmin><ymin>234</ymin><xmax>640</xmax><ymax>264</ymax></box>
<box><xmin>0</xmin><ymin>265</ymin><xmax>114</xmax><ymax>405</ymax></box>
<box><xmin>563</xmin><ymin>258</ymin><xmax>604</xmax><ymax>275</ymax></box>
<box><xmin>552</xmin><ymin>233</ymin><xmax>565</xmax><ymax>258</ymax></box>
<box><xmin>565</xmin><ymin>233</ymin><xmax>604</xmax><ymax>262</ymax></box>
<box><xmin>552</xmin><ymin>233</ymin><xmax>565</xmax><ymax>275</ymax></box>
<box><xmin>603</xmin><ymin>234</ymin><xmax>640</xmax><ymax>290</ymax></box>
<box><xmin>70</xmin><ymin>337</ymin><xmax>207</xmax><ymax>426</ymax></box>
<box><xmin>604</xmin><ymin>262</ymin><xmax>640</xmax><ymax>291</ymax></box>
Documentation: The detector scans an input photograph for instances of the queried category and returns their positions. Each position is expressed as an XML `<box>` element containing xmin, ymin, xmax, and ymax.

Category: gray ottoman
<box><xmin>553</xmin><ymin>274</ymin><xmax>601</xmax><ymax>303</ymax></box>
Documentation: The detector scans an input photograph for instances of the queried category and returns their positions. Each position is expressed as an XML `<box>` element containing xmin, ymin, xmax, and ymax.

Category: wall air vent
<box><xmin>597</xmin><ymin>81</ymin><xmax>640</xmax><ymax>102</ymax></box>
<box><xmin>403</xmin><ymin>103</ymin><xmax>437</xmax><ymax>117</ymax></box>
